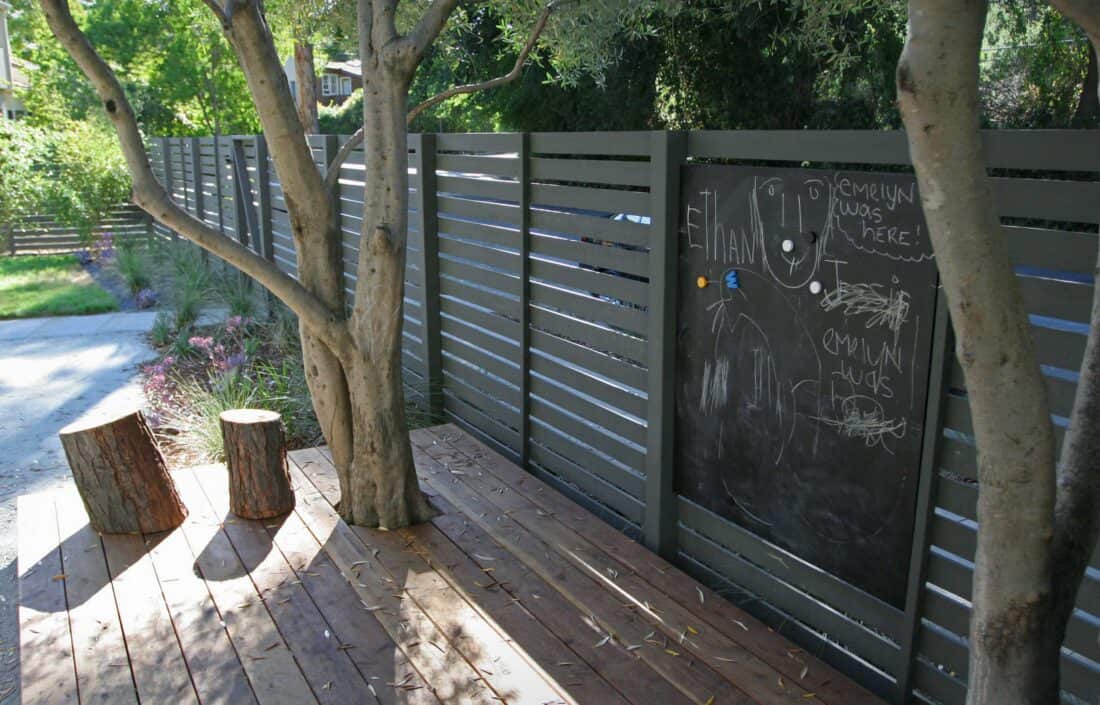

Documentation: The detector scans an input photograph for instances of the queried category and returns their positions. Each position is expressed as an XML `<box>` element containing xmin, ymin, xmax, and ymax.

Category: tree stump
<box><xmin>220</xmin><ymin>409</ymin><xmax>294</xmax><ymax>519</ymax></box>
<box><xmin>59</xmin><ymin>409</ymin><xmax>187</xmax><ymax>534</ymax></box>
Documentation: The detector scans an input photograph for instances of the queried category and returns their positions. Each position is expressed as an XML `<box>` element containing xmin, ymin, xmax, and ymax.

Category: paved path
<box><xmin>0</xmin><ymin>311</ymin><xmax>158</xmax><ymax>703</ymax></box>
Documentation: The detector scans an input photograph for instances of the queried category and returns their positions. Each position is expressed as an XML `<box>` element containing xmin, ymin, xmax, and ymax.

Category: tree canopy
<box><xmin>8</xmin><ymin>0</ymin><xmax>1094</xmax><ymax>136</ymax></box>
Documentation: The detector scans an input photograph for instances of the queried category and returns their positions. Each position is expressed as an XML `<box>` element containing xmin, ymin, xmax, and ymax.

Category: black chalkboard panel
<box><xmin>675</xmin><ymin>165</ymin><xmax>939</xmax><ymax>607</ymax></box>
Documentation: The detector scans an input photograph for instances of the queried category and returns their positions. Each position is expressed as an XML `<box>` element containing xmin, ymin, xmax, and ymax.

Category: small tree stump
<box><xmin>220</xmin><ymin>409</ymin><xmax>294</xmax><ymax>519</ymax></box>
<box><xmin>59</xmin><ymin>410</ymin><xmax>187</xmax><ymax>534</ymax></box>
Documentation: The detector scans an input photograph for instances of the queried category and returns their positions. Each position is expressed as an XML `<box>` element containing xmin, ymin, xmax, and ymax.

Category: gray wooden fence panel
<box><xmin>145</xmin><ymin>129</ymin><xmax>1100</xmax><ymax>705</ymax></box>
<box><xmin>8</xmin><ymin>204</ymin><xmax>150</xmax><ymax>254</ymax></box>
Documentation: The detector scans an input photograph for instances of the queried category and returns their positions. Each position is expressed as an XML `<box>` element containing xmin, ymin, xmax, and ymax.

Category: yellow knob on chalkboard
<box><xmin>696</xmin><ymin>276</ymin><xmax>708</xmax><ymax>289</ymax></box>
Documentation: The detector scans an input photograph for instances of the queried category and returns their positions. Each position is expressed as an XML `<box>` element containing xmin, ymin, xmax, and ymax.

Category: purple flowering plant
<box><xmin>76</xmin><ymin>231</ymin><xmax>115</xmax><ymax>265</ymax></box>
<box><xmin>135</xmin><ymin>287</ymin><xmax>158</xmax><ymax>309</ymax></box>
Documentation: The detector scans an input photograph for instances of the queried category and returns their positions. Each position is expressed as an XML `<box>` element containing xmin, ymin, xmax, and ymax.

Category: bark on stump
<box><xmin>59</xmin><ymin>409</ymin><xmax>187</xmax><ymax>534</ymax></box>
<box><xmin>220</xmin><ymin>409</ymin><xmax>294</xmax><ymax>519</ymax></box>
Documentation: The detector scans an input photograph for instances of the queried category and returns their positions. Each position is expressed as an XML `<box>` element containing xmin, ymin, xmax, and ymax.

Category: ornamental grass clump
<box><xmin>143</xmin><ymin>314</ymin><xmax>321</xmax><ymax>464</ymax></box>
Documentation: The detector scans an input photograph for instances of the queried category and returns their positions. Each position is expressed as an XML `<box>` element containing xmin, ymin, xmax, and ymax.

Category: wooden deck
<box><xmin>19</xmin><ymin>424</ymin><xmax>885</xmax><ymax>705</ymax></box>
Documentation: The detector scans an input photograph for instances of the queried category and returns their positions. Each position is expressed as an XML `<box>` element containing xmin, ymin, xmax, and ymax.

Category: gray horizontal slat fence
<box><xmin>148</xmin><ymin>129</ymin><xmax>1100</xmax><ymax>705</ymax></box>
<box><xmin>684</xmin><ymin>129</ymin><xmax>1100</xmax><ymax>705</ymax></box>
<box><xmin>6</xmin><ymin>204</ymin><xmax>150</xmax><ymax>255</ymax></box>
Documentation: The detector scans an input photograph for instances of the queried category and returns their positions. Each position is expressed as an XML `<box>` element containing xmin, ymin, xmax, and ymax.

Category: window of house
<box><xmin>321</xmin><ymin>74</ymin><xmax>335</xmax><ymax>96</ymax></box>
<box><xmin>340</xmin><ymin>77</ymin><xmax>352</xmax><ymax>96</ymax></box>
<box><xmin>289</xmin><ymin>80</ymin><xmax>297</xmax><ymax>100</ymax></box>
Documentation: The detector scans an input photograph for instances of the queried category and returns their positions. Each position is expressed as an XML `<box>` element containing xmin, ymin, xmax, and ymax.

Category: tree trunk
<box><xmin>897</xmin><ymin>2</ymin><xmax>1061</xmax><ymax>703</ymax></box>
<box><xmin>1072</xmin><ymin>42</ymin><xmax>1098</xmax><ymax>127</ymax></box>
<box><xmin>220</xmin><ymin>409</ymin><xmax>294</xmax><ymax>519</ymax></box>
<box><xmin>59</xmin><ymin>410</ymin><xmax>187</xmax><ymax>534</ymax></box>
<box><xmin>295</xmin><ymin>41</ymin><xmax>320</xmax><ymax>134</ymax></box>
<box><xmin>330</xmin><ymin>45</ymin><xmax>433</xmax><ymax>528</ymax></box>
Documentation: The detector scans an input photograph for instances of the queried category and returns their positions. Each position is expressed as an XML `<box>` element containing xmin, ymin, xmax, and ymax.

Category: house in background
<box><xmin>0</xmin><ymin>0</ymin><xmax>31</xmax><ymax>120</ymax></box>
<box><xmin>282</xmin><ymin>57</ymin><xmax>361</xmax><ymax>108</ymax></box>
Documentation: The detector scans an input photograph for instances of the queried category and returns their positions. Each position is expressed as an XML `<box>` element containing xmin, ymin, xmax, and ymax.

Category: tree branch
<box><xmin>324</xmin><ymin>3</ymin><xmax>553</xmax><ymax>192</ymax></box>
<box><xmin>38</xmin><ymin>0</ymin><xmax>353</xmax><ymax>356</ymax></box>
<box><xmin>200</xmin><ymin>0</ymin><xmax>228</xmax><ymax>25</ymax></box>
<box><xmin>1049</xmin><ymin>0</ymin><xmax>1100</xmax><ymax>45</ymax></box>
<box><xmin>1046</xmin><ymin>0</ymin><xmax>1100</xmax><ymax>627</ymax></box>
<box><xmin>219</xmin><ymin>0</ymin><xmax>330</xmax><ymax>214</ymax></box>
<box><xmin>408</xmin><ymin>4</ymin><xmax>552</xmax><ymax>123</ymax></box>
<box><xmin>407</xmin><ymin>0</ymin><xmax>462</xmax><ymax>61</ymax></box>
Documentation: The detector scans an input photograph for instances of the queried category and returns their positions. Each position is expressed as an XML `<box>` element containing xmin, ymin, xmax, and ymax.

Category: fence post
<box><xmin>189</xmin><ymin>137</ymin><xmax>205</xmax><ymax>262</ymax></box>
<box><xmin>411</xmin><ymin>133</ymin><xmax>443</xmax><ymax>420</ymax></box>
<box><xmin>643</xmin><ymin>130</ymin><xmax>686</xmax><ymax>559</ymax></box>
<box><xmin>189</xmin><ymin>137</ymin><xmax>202</xmax><ymax>217</ymax></box>
<box><xmin>895</xmin><ymin>287</ymin><xmax>954</xmax><ymax>705</ymax></box>
<box><xmin>252</xmin><ymin>135</ymin><xmax>276</xmax><ymax>314</ymax></box>
<box><xmin>518</xmin><ymin>132</ymin><xmax>531</xmax><ymax>466</ymax></box>
<box><xmin>254</xmin><ymin>136</ymin><xmax>274</xmax><ymax>262</ymax></box>
<box><xmin>231</xmin><ymin>138</ymin><xmax>258</xmax><ymax>251</ymax></box>
<box><xmin>168</xmin><ymin>139</ymin><xmax>180</xmax><ymax>244</ymax></box>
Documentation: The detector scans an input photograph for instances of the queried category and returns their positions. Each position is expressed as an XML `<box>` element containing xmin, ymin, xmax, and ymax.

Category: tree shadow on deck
<box><xmin>20</xmin><ymin>513</ymin><xmax>171</xmax><ymax>613</ymax></box>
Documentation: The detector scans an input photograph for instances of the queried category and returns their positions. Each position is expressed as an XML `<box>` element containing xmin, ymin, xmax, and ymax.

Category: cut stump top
<box><xmin>219</xmin><ymin>408</ymin><xmax>281</xmax><ymax>425</ymax></box>
<box><xmin>59</xmin><ymin>407</ymin><xmax>145</xmax><ymax>436</ymax></box>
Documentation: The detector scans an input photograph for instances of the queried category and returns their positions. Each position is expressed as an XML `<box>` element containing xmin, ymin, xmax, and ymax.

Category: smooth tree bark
<box><xmin>40</xmin><ymin>0</ymin><xmax>553</xmax><ymax>529</ymax></box>
<box><xmin>294</xmin><ymin>41</ymin><xmax>321</xmax><ymax>133</ymax></box>
<box><xmin>898</xmin><ymin>1</ymin><xmax>1100</xmax><ymax>703</ymax></box>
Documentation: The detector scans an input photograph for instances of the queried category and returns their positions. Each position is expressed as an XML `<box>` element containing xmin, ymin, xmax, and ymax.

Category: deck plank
<box><xmin>171</xmin><ymin>468</ymin><xmax>320</xmax><ymax>705</ymax></box>
<box><xmin>18</xmin><ymin>426</ymin><xmax>886</xmax><ymax>705</ymax></box>
<box><xmin>17</xmin><ymin>492</ymin><xmax>78</xmax><ymax>705</ymax></box>
<box><xmin>407</xmin><ymin>443</ymin><xmax>752</xmax><ymax>705</ymax></box>
<box><xmin>286</xmin><ymin>455</ymin><xmax>501</xmax><ymax>705</ymax></box>
<box><xmin>421</xmin><ymin>491</ymin><xmax>694</xmax><ymax>705</ymax></box>
<box><xmin>188</xmin><ymin>465</ymin><xmax>383</xmax><ymax>705</ymax></box>
<box><xmin>295</xmin><ymin>448</ymin><xmax>669</xmax><ymax>705</ymax></box>
<box><xmin>101</xmin><ymin>531</ymin><xmax>201</xmax><ymax>705</ymax></box>
<box><xmin>261</xmin><ymin>507</ymin><xmax>440</xmax><ymax>705</ymax></box>
<box><xmin>293</xmin><ymin>447</ymin><xmax>572</xmax><ymax>705</ymax></box>
<box><xmin>144</xmin><ymin>514</ymin><xmax>258</xmax><ymax>705</ymax></box>
<box><xmin>418</xmin><ymin>425</ymin><xmax>883</xmax><ymax>705</ymax></box>
<box><xmin>53</xmin><ymin>489</ymin><xmax>140</xmax><ymax>705</ymax></box>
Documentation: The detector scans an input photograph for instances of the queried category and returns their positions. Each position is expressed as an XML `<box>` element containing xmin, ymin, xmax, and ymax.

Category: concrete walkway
<box><xmin>0</xmin><ymin>311</ymin><xmax>159</xmax><ymax>703</ymax></box>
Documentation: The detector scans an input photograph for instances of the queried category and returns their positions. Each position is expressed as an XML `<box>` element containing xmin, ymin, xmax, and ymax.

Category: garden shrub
<box><xmin>0</xmin><ymin>118</ymin><xmax>130</xmax><ymax>238</ymax></box>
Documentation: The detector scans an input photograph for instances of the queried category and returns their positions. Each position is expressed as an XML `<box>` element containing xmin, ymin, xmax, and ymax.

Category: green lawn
<box><xmin>0</xmin><ymin>254</ymin><xmax>119</xmax><ymax>319</ymax></box>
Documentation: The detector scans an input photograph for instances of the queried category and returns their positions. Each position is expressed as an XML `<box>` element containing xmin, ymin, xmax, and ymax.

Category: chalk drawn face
<box><xmin>751</xmin><ymin>176</ymin><xmax>829</xmax><ymax>290</ymax></box>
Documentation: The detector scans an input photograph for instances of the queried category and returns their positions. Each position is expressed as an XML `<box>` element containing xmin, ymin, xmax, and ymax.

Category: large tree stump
<box><xmin>59</xmin><ymin>410</ymin><xmax>187</xmax><ymax>534</ymax></box>
<box><xmin>220</xmin><ymin>409</ymin><xmax>294</xmax><ymax>519</ymax></box>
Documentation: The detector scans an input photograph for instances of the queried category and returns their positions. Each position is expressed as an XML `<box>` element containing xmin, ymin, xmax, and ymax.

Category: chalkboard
<box><xmin>675</xmin><ymin>165</ymin><xmax>939</xmax><ymax>607</ymax></box>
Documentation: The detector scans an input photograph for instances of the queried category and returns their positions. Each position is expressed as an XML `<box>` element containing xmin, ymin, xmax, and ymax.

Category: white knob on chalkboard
<box><xmin>809</xmin><ymin>281</ymin><xmax>823</xmax><ymax>295</ymax></box>
<box><xmin>781</xmin><ymin>239</ymin><xmax>795</xmax><ymax>253</ymax></box>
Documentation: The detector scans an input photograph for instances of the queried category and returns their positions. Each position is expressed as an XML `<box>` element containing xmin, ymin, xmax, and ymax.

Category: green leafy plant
<box><xmin>44</xmin><ymin>120</ymin><xmax>131</xmax><ymax>237</ymax></box>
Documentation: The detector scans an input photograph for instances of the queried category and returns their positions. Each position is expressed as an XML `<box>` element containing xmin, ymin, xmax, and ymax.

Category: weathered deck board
<box><xmin>100</xmin><ymin>530</ymin><xmax>200</xmax><ymax>705</ymax></box>
<box><xmin>295</xmin><ymin>448</ymin><xmax>644</xmax><ymax>705</ymax></box>
<box><xmin>17</xmin><ymin>493</ymin><xmax>78</xmax><ymax>705</ymax></box>
<box><xmin>189</xmin><ymin>465</ymin><xmax>381</xmax><ymax>705</ymax></box>
<box><xmin>415</xmin><ymin>425</ymin><xmax>884</xmax><ymax>705</ymax></box>
<box><xmin>54</xmin><ymin>490</ymin><xmax>139</xmax><ymax>705</ymax></box>
<box><xmin>171</xmin><ymin>468</ymin><xmax>320</xmax><ymax>705</ymax></box>
<box><xmin>144</xmin><ymin>512</ymin><xmax>259</xmax><ymax>705</ymax></box>
<box><xmin>286</xmin><ymin>456</ymin><xmax>502</xmax><ymax>705</ymax></box>
<box><xmin>18</xmin><ymin>426</ymin><xmax>887</xmax><ymax>705</ymax></box>
<box><xmin>408</xmin><ymin>437</ymin><xmax>752</xmax><ymax>705</ymax></box>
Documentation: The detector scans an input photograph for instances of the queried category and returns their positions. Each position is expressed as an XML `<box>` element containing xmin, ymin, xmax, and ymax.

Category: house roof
<box><xmin>324</xmin><ymin>59</ymin><xmax>361</xmax><ymax>77</ymax></box>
